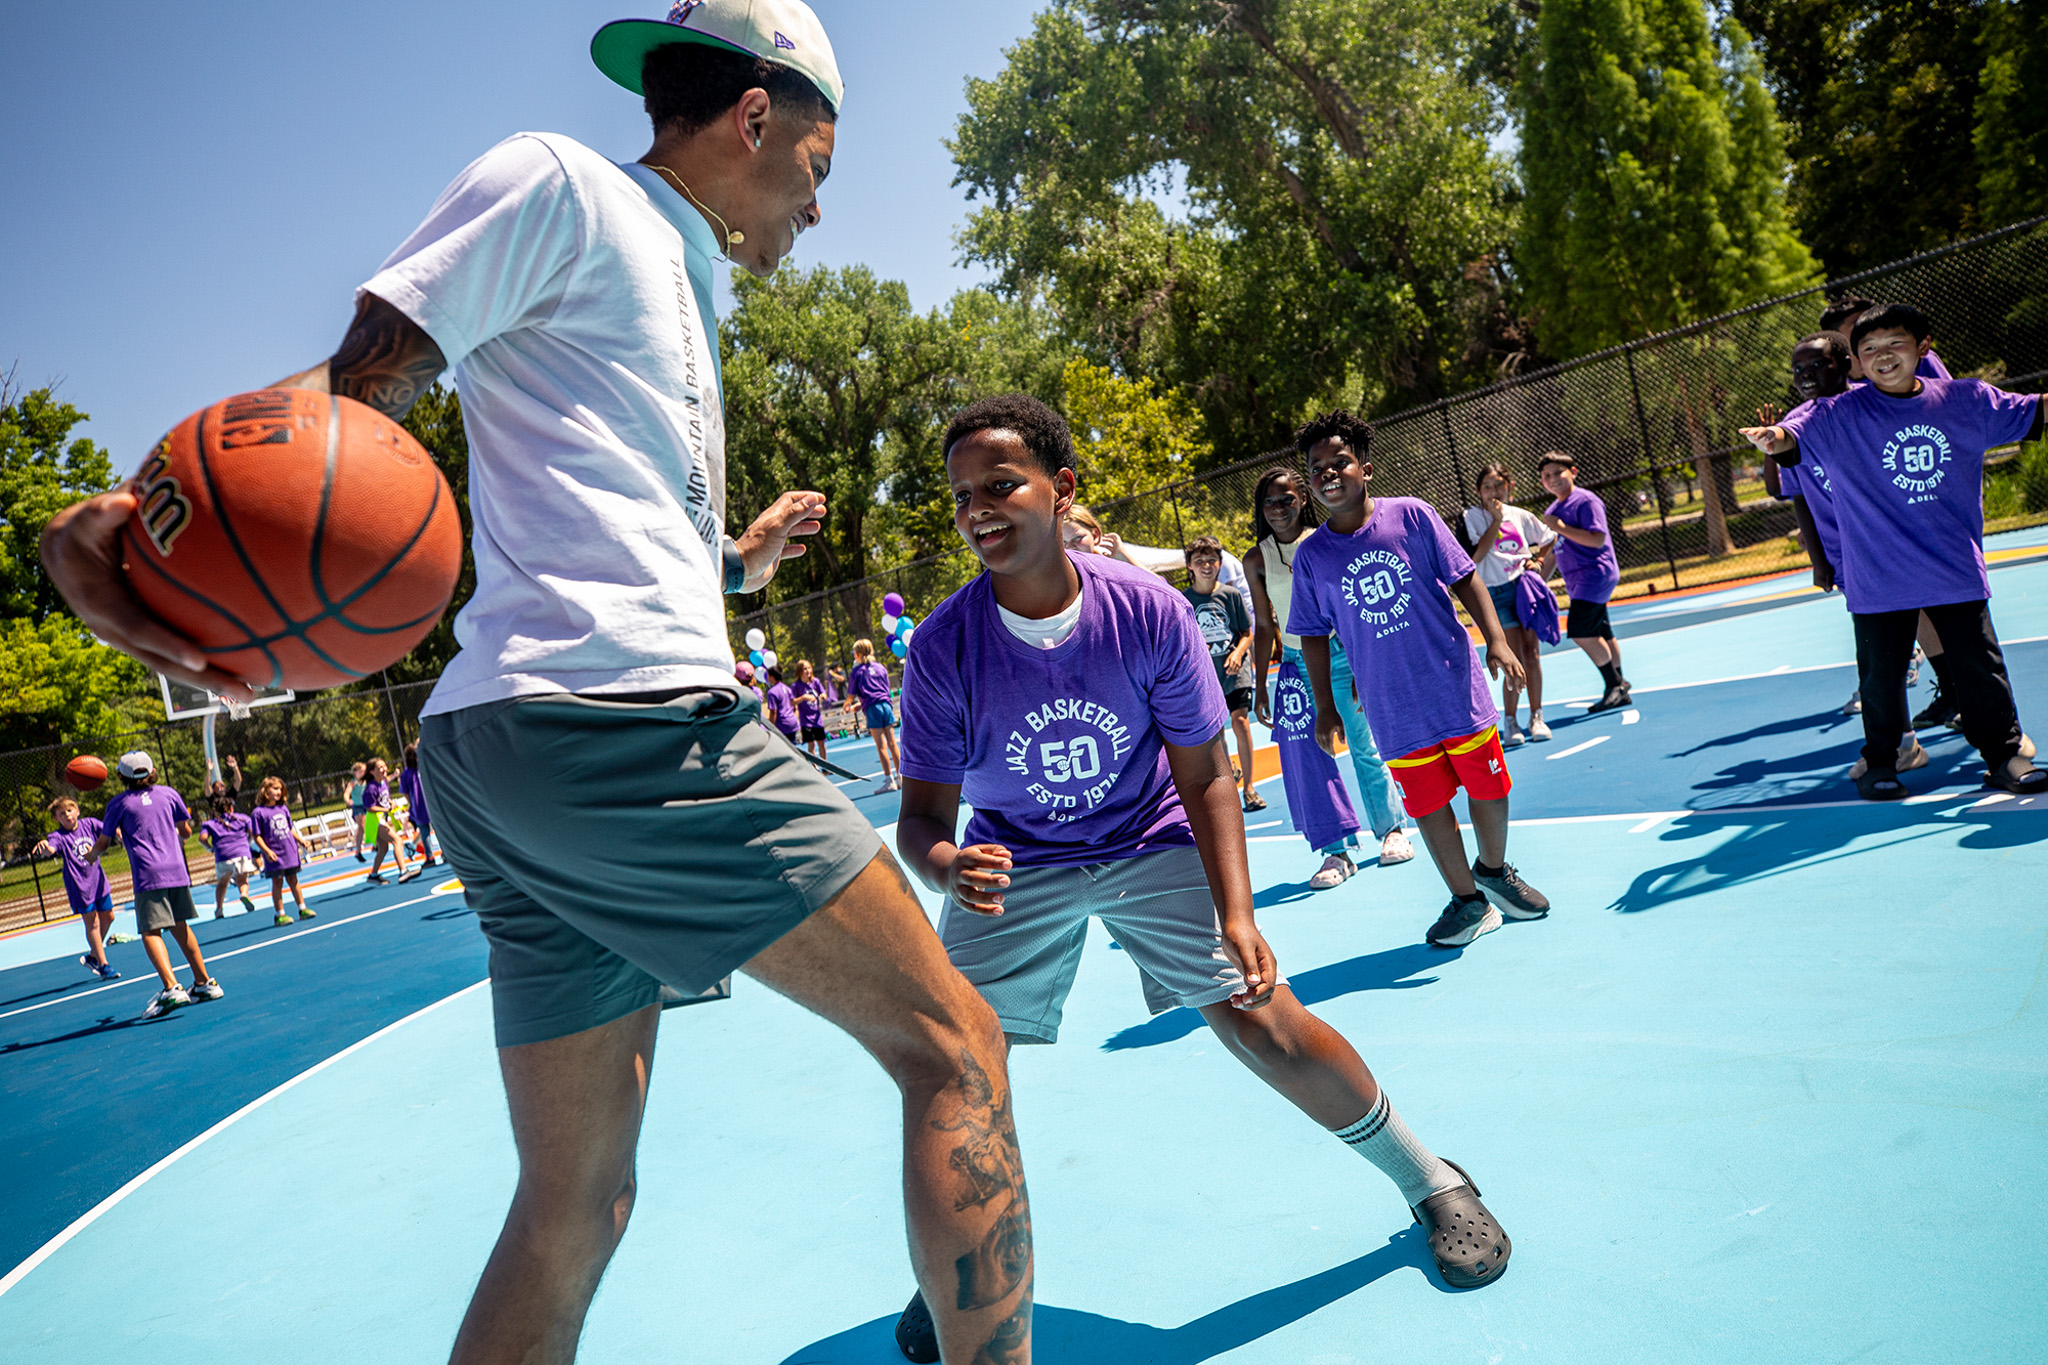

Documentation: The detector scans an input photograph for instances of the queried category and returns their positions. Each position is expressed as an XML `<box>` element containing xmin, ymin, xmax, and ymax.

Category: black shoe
<box><xmin>1855</xmin><ymin>766</ymin><xmax>1908</xmax><ymax>801</ymax></box>
<box><xmin>1912</xmin><ymin>689</ymin><xmax>1957</xmax><ymax>728</ymax></box>
<box><xmin>1426</xmin><ymin>896</ymin><xmax>1502</xmax><ymax>948</ymax></box>
<box><xmin>895</xmin><ymin>1289</ymin><xmax>939</xmax><ymax>1363</ymax></box>
<box><xmin>1472</xmin><ymin>862</ymin><xmax>1550</xmax><ymax>920</ymax></box>
<box><xmin>366</xmin><ymin>872</ymin><xmax>390</xmax><ymax>885</ymax></box>
<box><xmin>1586</xmin><ymin>684</ymin><xmax>1630</xmax><ymax>714</ymax></box>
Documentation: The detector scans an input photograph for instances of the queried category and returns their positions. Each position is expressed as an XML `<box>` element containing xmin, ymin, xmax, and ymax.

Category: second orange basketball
<box><xmin>123</xmin><ymin>389</ymin><xmax>464</xmax><ymax>690</ymax></box>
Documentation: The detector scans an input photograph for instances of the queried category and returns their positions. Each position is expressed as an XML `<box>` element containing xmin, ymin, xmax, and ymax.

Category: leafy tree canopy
<box><xmin>951</xmin><ymin>0</ymin><xmax>1523</xmax><ymax>453</ymax></box>
<box><xmin>1</xmin><ymin>380</ymin><xmax>120</xmax><ymax>624</ymax></box>
<box><xmin>1974</xmin><ymin>0</ymin><xmax>2048</xmax><ymax>231</ymax></box>
<box><xmin>1062</xmin><ymin>357</ymin><xmax>1211</xmax><ymax>498</ymax></box>
<box><xmin>0</xmin><ymin>613</ymin><xmax>152</xmax><ymax>751</ymax></box>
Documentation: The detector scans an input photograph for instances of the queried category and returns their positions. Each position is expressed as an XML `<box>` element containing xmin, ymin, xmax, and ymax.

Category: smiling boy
<box><xmin>886</xmin><ymin>393</ymin><xmax>1510</xmax><ymax>1359</ymax></box>
<box><xmin>1742</xmin><ymin>303</ymin><xmax>2045</xmax><ymax>798</ymax></box>
<box><xmin>1288</xmin><ymin>411</ymin><xmax>1553</xmax><ymax>950</ymax></box>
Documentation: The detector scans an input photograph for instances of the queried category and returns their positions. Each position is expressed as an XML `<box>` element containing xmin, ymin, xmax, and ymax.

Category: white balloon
<box><xmin>881</xmin><ymin>613</ymin><xmax>899</xmax><ymax>634</ymax></box>
<box><xmin>762</xmin><ymin>649</ymin><xmax>778</xmax><ymax>669</ymax></box>
<box><xmin>901</xmin><ymin>626</ymin><xmax>914</xmax><ymax>646</ymax></box>
<box><xmin>745</xmin><ymin>628</ymin><xmax>766</xmax><ymax>651</ymax></box>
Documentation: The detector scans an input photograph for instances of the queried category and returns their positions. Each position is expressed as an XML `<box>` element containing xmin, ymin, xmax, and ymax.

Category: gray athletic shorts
<box><xmin>419</xmin><ymin>689</ymin><xmax>882</xmax><ymax>1049</ymax></box>
<box><xmin>939</xmin><ymin>844</ymin><xmax>1271</xmax><ymax>1044</ymax></box>
<box><xmin>134</xmin><ymin>885</ymin><xmax>198</xmax><ymax>934</ymax></box>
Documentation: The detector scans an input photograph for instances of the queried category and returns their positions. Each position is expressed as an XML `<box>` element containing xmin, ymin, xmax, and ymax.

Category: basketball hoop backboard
<box><xmin>157</xmin><ymin>675</ymin><xmax>295</xmax><ymax>720</ymax></box>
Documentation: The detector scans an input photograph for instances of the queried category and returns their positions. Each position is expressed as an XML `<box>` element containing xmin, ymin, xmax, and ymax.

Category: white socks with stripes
<box><xmin>1334</xmin><ymin>1091</ymin><xmax>1464</xmax><ymax>1207</ymax></box>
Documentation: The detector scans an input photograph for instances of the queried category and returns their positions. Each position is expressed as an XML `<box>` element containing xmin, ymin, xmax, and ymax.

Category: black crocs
<box><xmin>1411</xmin><ymin>1159</ymin><xmax>1511</xmax><ymax>1288</ymax></box>
<box><xmin>1986</xmin><ymin>760</ymin><xmax>2048</xmax><ymax>796</ymax></box>
<box><xmin>895</xmin><ymin>1288</ymin><xmax>939</xmax><ymax>1363</ymax></box>
<box><xmin>1856</xmin><ymin>766</ymin><xmax>1908</xmax><ymax>801</ymax></box>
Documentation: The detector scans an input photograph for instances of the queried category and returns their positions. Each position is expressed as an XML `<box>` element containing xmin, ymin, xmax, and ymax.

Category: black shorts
<box><xmin>799</xmin><ymin>724</ymin><xmax>830</xmax><ymax>744</ymax></box>
<box><xmin>1566</xmin><ymin>597</ymin><xmax>1614</xmax><ymax>640</ymax></box>
<box><xmin>1223</xmin><ymin>686</ymin><xmax>1256</xmax><ymax>715</ymax></box>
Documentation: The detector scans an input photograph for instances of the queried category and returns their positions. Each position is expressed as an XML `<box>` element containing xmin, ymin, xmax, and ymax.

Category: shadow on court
<box><xmin>1608</xmin><ymin>804</ymin><xmax>2048</xmax><ymax>914</ymax></box>
<box><xmin>777</xmin><ymin>1230</ymin><xmax>1429</xmax><ymax>1364</ymax></box>
<box><xmin>1101</xmin><ymin>943</ymin><xmax>1453</xmax><ymax>1050</ymax></box>
<box><xmin>1668</xmin><ymin>707</ymin><xmax>1859</xmax><ymax>757</ymax></box>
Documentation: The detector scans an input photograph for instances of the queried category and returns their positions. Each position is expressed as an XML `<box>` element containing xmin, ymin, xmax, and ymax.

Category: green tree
<box><xmin>1975</xmin><ymin>0</ymin><xmax>2048</xmax><ymax>229</ymax></box>
<box><xmin>0</xmin><ymin>614</ymin><xmax>152</xmax><ymax>750</ymax></box>
<box><xmin>1</xmin><ymin>380</ymin><xmax>121</xmax><ymax>623</ymax></box>
<box><xmin>1731</xmin><ymin>0</ymin><xmax>1990</xmax><ymax>276</ymax></box>
<box><xmin>1062</xmin><ymin>358</ymin><xmax>1211</xmax><ymax>498</ymax></box>
<box><xmin>375</xmin><ymin>384</ymin><xmax>475</xmax><ymax>687</ymax></box>
<box><xmin>952</xmin><ymin>0</ymin><xmax>1522</xmax><ymax>454</ymax></box>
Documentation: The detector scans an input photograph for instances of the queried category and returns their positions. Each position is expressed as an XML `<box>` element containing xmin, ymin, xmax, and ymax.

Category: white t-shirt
<box><xmin>362</xmin><ymin>133</ymin><xmax>738</xmax><ymax>717</ymax></box>
<box><xmin>1113</xmin><ymin>540</ymin><xmax>1251</xmax><ymax>600</ymax></box>
<box><xmin>996</xmin><ymin>585</ymin><xmax>1085</xmax><ymax>650</ymax></box>
<box><xmin>1461</xmin><ymin>504</ymin><xmax>1555</xmax><ymax>589</ymax></box>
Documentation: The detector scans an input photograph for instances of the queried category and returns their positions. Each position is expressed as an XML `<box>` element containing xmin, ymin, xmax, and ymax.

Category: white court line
<box><xmin>1627</xmin><ymin>813</ymin><xmax>1675</xmax><ymax>833</ymax></box>
<box><xmin>1546</xmin><ymin>735</ymin><xmax>1611</xmax><ymax>760</ymax></box>
<box><xmin>1246</xmin><ymin>820</ymin><xmax>1282</xmax><ymax>830</ymax></box>
<box><xmin>0</xmin><ymin>887</ymin><xmax>456</xmax><ymax>1023</ymax></box>
<box><xmin>1622</xmin><ymin>710</ymin><xmax>1640</xmax><ymax>724</ymax></box>
<box><xmin>1550</xmin><ymin>632</ymin><xmax>2048</xmax><ymax>707</ymax></box>
<box><xmin>0</xmin><ymin>978</ymin><xmax>488</xmax><ymax>1300</ymax></box>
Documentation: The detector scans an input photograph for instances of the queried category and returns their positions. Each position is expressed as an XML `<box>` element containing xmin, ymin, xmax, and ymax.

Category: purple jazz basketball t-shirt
<box><xmin>1286</xmin><ymin>498</ymin><xmax>1498</xmax><ymax>760</ymax></box>
<box><xmin>201</xmin><ymin>813</ymin><xmax>253</xmax><ymax>861</ymax></box>
<box><xmin>361</xmin><ymin>779</ymin><xmax>390</xmax><ymax>811</ymax></box>
<box><xmin>45</xmin><ymin>818</ymin><xmax>109</xmax><ymax>910</ymax></box>
<box><xmin>795</xmin><ymin>680</ymin><xmax>824</xmax><ymax>725</ymax></box>
<box><xmin>1780</xmin><ymin>379</ymin><xmax>2042</xmax><ymax>614</ymax></box>
<box><xmin>1775</xmin><ymin>409</ymin><xmax>1847</xmax><ymax>589</ymax></box>
<box><xmin>252</xmin><ymin>805</ymin><xmax>301</xmax><ymax>871</ymax></box>
<box><xmin>899</xmin><ymin>552</ymin><xmax>1229</xmax><ymax>867</ymax></box>
<box><xmin>849</xmin><ymin>660</ymin><xmax>892</xmax><ymax>705</ymax></box>
<box><xmin>1543</xmin><ymin>486</ymin><xmax>1621</xmax><ymax>602</ymax></box>
<box><xmin>765</xmin><ymin>682</ymin><xmax>799</xmax><ymax>734</ymax></box>
<box><xmin>102</xmin><ymin>786</ymin><xmax>192</xmax><ymax>892</ymax></box>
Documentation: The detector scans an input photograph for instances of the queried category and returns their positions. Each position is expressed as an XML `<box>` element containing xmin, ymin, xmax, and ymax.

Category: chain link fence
<box><xmin>736</xmin><ymin>217</ymin><xmax>2048</xmax><ymax>673</ymax></box>
<box><xmin>1</xmin><ymin>680</ymin><xmax>435</xmax><ymax>931</ymax></box>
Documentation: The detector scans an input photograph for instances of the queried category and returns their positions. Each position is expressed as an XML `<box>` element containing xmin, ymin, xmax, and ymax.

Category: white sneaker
<box><xmin>1842</xmin><ymin>690</ymin><xmax>1863</xmax><ymax>716</ymax></box>
<box><xmin>1379</xmin><ymin>829</ymin><xmax>1416</xmax><ymax>866</ymax></box>
<box><xmin>1526</xmin><ymin>715</ymin><xmax>1553</xmax><ymax>742</ymax></box>
<box><xmin>1502</xmin><ymin>725</ymin><xmax>1525</xmax><ymax>748</ymax></box>
<box><xmin>190</xmin><ymin>978</ymin><xmax>225</xmax><ymax>1003</ymax></box>
<box><xmin>873</xmin><ymin>778</ymin><xmax>895</xmax><ymax>795</ymax></box>
<box><xmin>1308</xmin><ymin>853</ymin><xmax>1356</xmax><ymax>890</ymax></box>
<box><xmin>143</xmin><ymin>986</ymin><xmax>191</xmax><ymax>1019</ymax></box>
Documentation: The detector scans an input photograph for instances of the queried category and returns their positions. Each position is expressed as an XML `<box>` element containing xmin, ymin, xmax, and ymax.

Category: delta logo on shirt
<box><xmin>1339</xmin><ymin>548</ymin><xmax>1416</xmax><ymax>638</ymax></box>
<box><xmin>1881</xmin><ymin>423</ymin><xmax>1953</xmax><ymax>503</ymax></box>
<box><xmin>1004</xmin><ymin>697</ymin><xmax>1137</xmax><ymax>821</ymax></box>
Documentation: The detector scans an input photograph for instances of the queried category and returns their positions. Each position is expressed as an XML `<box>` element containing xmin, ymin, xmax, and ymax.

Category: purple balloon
<box><xmin>883</xmin><ymin>592</ymin><xmax>906</xmax><ymax>616</ymax></box>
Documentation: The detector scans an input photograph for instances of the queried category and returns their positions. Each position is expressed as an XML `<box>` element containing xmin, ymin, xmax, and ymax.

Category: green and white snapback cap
<box><xmin>592</xmin><ymin>0</ymin><xmax>844</xmax><ymax>113</ymax></box>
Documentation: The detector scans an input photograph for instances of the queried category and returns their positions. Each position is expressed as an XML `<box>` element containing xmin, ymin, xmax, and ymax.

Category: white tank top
<box><xmin>1260</xmin><ymin>533</ymin><xmax>1304</xmax><ymax>651</ymax></box>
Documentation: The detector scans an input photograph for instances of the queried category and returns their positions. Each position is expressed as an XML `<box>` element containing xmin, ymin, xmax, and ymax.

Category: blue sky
<box><xmin>1</xmin><ymin>0</ymin><xmax>1046</xmax><ymax>473</ymax></box>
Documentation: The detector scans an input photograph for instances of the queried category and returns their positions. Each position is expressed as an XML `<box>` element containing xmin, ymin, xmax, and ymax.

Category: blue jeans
<box><xmin>1283</xmin><ymin>642</ymin><xmax>1407</xmax><ymax>846</ymax></box>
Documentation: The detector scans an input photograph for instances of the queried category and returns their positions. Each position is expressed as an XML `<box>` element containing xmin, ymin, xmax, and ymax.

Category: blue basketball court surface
<box><xmin>4</xmin><ymin>537</ymin><xmax>2047</xmax><ymax>1363</ymax></box>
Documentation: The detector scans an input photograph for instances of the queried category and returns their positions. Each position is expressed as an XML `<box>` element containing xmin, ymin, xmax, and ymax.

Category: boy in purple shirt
<box><xmin>1288</xmin><ymin>410</ymin><xmax>1553</xmax><ymax>951</ymax></box>
<box><xmin>847</xmin><ymin>638</ymin><xmax>902</xmax><ymax>793</ymax></box>
<box><xmin>1744</xmin><ymin>302</ymin><xmax>2046</xmax><ymax>798</ymax></box>
<box><xmin>1537</xmin><ymin>453</ymin><xmax>1631</xmax><ymax>713</ymax></box>
<box><xmin>91</xmin><ymin>751</ymin><xmax>221</xmax><ymax>1018</ymax></box>
<box><xmin>198</xmin><ymin>793</ymin><xmax>261</xmax><ymax>919</ymax></box>
<box><xmin>33</xmin><ymin>796</ymin><xmax>119</xmax><ymax>980</ymax></box>
<box><xmin>762</xmin><ymin>666</ymin><xmax>801</xmax><ymax>740</ymax></box>
<box><xmin>886</xmin><ymin>394</ymin><xmax>1510</xmax><ymax>1355</ymax></box>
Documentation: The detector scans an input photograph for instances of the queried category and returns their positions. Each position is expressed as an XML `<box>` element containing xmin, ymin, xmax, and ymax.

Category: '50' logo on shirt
<box><xmin>1339</xmin><ymin>549</ymin><xmax>1415</xmax><ymax>635</ymax></box>
<box><xmin>1882</xmin><ymin>424</ymin><xmax>1952</xmax><ymax>501</ymax></box>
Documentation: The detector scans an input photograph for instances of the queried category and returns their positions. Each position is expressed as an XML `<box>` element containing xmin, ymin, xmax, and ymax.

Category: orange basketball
<box><xmin>122</xmin><ymin>389</ymin><xmax>463</xmax><ymax>689</ymax></box>
<box><xmin>63</xmin><ymin>755</ymin><xmax>108</xmax><ymax>791</ymax></box>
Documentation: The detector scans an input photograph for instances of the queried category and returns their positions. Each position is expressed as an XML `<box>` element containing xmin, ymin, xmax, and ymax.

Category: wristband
<box><xmin>721</xmin><ymin>536</ymin><xmax>747</xmax><ymax>594</ymax></box>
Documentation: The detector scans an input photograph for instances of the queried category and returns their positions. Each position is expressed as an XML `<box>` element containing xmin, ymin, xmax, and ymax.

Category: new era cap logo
<box><xmin>774</xmin><ymin>30</ymin><xmax>795</xmax><ymax>48</ymax></box>
<box><xmin>668</xmin><ymin>1</ymin><xmax>703</xmax><ymax>23</ymax></box>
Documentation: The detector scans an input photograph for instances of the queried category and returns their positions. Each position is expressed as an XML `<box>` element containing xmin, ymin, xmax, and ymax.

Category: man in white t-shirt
<box><xmin>40</xmin><ymin>5</ymin><xmax>1032</xmax><ymax>1362</ymax></box>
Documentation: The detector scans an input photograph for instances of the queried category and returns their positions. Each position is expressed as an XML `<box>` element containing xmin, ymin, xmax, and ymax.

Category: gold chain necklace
<box><xmin>646</xmin><ymin>162</ymin><xmax>745</xmax><ymax>252</ymax></box>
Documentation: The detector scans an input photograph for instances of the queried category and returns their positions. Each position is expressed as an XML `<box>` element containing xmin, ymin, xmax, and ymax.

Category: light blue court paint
<box><xmin>3</xmin><ymin>561</ymin><xmax>2046</xmax><ymax>1362</ymax></box>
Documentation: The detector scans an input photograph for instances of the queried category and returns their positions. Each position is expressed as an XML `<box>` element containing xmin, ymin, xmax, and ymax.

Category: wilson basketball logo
<box><xmin>133</xmin><ymin>441</ymin><xmax>193</xmax><ymax>557</ymax></box>
<box><xmin>218</xmin><ymin>389</ymin><xmax>300</xmax><ymax>448</ymax></box>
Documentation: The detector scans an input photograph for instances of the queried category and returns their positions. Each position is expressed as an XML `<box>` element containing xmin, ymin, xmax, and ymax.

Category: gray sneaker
<box><xmin>189</xmin><ymin>978</ymin><xmax>225</xmax><ymax>1002</ymax></box>
<box><xmin>1426</xmin><ymin>896</ymin><xmax>1502</xmax><ymax>948</ymax></box>
<box><xmin>1472</xmin><ymin>862</ymin><xmax>1550</xmax><ymax>920</ymax></box>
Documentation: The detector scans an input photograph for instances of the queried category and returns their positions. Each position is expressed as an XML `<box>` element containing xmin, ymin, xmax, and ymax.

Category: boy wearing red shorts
<box><xmin>1289</xmin><ymin>411</ymin><xmax>1552</xmax><ymax>948</ymax></box>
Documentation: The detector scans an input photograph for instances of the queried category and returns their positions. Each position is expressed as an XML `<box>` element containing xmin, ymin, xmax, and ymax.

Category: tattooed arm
<box><xmin>272</xmin><ymin>292</ymin><xmax>447</xmax><ymax>420</ymax></box>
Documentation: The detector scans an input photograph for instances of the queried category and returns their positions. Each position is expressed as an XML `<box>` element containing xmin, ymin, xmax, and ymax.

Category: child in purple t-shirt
<box><xmin>883</xmin><ymin>395</ymin><xmax>1510</xmax><ymax>1354</ymax></box>
<box><xmin>762</xmin><ymin>666</ymin><xmax>800</xmax><ymax>740</ymax></box>
<box><xmin>792</xmin><ymin>660</ymin><xmax>830</xmax><ymax>761</ymax></box>
<box><xmin>250</xmin><ymin>775</ymin><xmax>315</xmax><ymax>925</ymax></box>
<box><xmin>33</xmin><ymin>795</ymin><xmax>119</xmax><ymax>981</ymax></box>
<box><xmin>1537</xmin><ymin>454</ymin><xmax>1631</xmax><ymax>713</ymax></box>
<box><xmin>91</xmin><ymin>751</ymin><xmax>220</xmax><ymax>1018</ymax></box>
<box><xmin>362</xmin><ymin>756</ymin><xmax>423</xmax><ymax>885</ymax></box>
<box><xmin>846</xmin><ymin>639</ymin><xmax>901</xmax><ymax>794</ymax></box>
<box><xmin>198</xmin><ymin>793</ymin><xmax>260</xmax><ymax>919</ymax></box>
<box><xmin>1744</xmin><ymin>302</ymin><xmax>2046</xmax><ymax>798</ymax></box>
<box><xmin>1288</xmin><ymin>410</ymin><xmax>1552</xmax><ymax>952</ymax></box>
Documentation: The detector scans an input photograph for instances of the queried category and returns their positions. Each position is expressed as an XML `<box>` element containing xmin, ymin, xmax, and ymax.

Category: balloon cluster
<box><xmin>879</xmin><ymin>592</ymin><xmax>917</xmax><ymax>658</ymax></box>
<box><xmin>741</xmin><ymin>626</ymin><xmax>777</xmax><ymax>672</ymax></box>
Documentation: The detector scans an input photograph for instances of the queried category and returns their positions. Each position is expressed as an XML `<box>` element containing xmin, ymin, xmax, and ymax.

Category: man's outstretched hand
<box><xmin>39</xmin><ymin>491</ymin><xmax>256</xmax><ymax>700</ymax></box>
<box><xmin>735</xmin><ymin>491</ymin><xmax>827</xmax><ymax>593</ymax></box>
